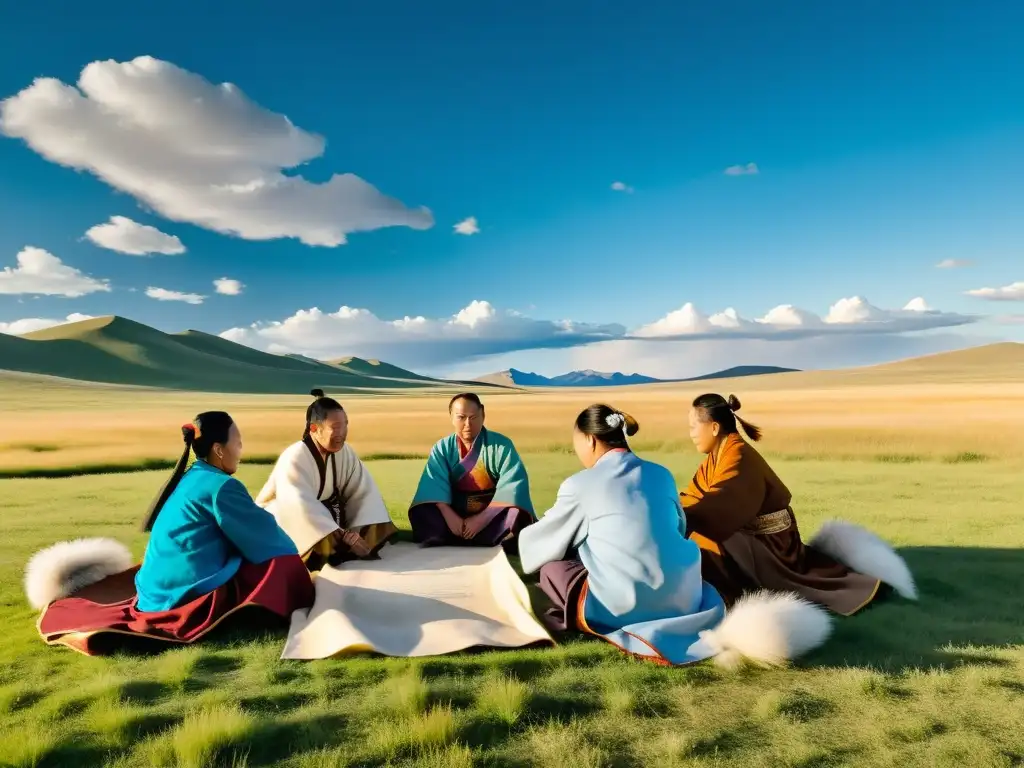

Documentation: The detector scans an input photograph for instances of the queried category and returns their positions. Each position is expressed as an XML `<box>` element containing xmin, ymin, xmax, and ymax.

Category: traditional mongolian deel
<box><xmin>408</xmin><ymin>427</ymin><xmax>535</xmax><ymax>547</ymax></box>
<box><xmin>256</xmin><ymin>437</ymin><xmax>398</xmax><ymax>564</ymax></box>
<box><xmin>519</xmin><ymin>449</ymin><xmax>728</xmax><ymax>665</ymax></box>
<box><xmin>27</xmin><ymin>459</ymin><xmax>314</xmax><ymax>655</ymax></box>
<box><xmin>681</xmin><ymin>432</ymin><xmax>917</xmax><ymax>615</ymax></box>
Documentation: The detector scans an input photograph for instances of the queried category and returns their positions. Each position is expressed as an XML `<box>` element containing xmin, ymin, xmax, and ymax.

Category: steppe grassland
<box><xmin>0</xmin><ymin>367</ymin><xmax>1023</xmax><ymax>766</ymax></box>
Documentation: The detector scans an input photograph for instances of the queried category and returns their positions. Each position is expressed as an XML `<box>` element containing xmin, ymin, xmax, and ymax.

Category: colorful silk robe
<box><xmin>518</xmin><ymin>449</ymin><xmax>725</xmax><ymax>665</ymax></box>
<box><xmin>409</xmin><ymin>428</ymin><xmax>535</xmax><ymax>518</ymax></box>
<box><xmin>135</xmin><ymin>460</ymin><xmax>299</xmax><ymax>613</ymax></box>
<box><xmin>681</xmin><ymin>433</ymin><xmax>881</xmax><ymax>615</ymax></box>
<box><xmin>255</xmin><ymin>438</ymin><xmax>397</xmax><ymax>557</ymax></box>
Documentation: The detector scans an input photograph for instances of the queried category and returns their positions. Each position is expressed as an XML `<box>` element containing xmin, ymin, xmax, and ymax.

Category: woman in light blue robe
<box><xmin>518</xmin><ymin>404</ymin><xmax>834</xmax><ymax>667</ymax></box>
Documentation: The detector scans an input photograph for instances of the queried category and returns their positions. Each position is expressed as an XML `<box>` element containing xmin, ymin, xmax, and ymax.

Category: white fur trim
<box><xmin>700</xmin><ymin>590</ymin><xmax>833</xmax><ymax>669</ymax></box>
<box><xmin>808</xmin><ymin>519</ymin><xmax>917</xmax><ymax>600</ymax></box>
<box><xmin>24</xmin><ymin>537</ymin><xmax>134</xmax><ymax>610</ymax></box>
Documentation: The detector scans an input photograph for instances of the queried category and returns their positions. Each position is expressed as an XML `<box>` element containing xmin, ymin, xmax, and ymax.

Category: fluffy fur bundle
<box><xmin>700</xmin><ymin>590</ymin><xmax>834</xmax><ymax>669</ymax></box>
<box><xmin>809</xmin><ymin>519</ymin><xmax>918</xmax><ymax>600</ymax></box>
<box><xmin>24</xmin><ymin>537</ymin><xmax>134</xmax><ymax>610</ymax></box>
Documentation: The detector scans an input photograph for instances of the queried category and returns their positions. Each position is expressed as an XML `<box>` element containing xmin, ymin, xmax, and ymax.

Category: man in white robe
<box><xmin>255</xmin><ymin>390</ymin><xmax>398</xmax><ymax>569</ymax></box>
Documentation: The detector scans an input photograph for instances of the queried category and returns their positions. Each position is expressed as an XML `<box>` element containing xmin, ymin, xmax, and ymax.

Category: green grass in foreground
<box><xmin>1</xmin><ymin>453</ymin><xmax>1023</xmax><ymax>767</ymax></box>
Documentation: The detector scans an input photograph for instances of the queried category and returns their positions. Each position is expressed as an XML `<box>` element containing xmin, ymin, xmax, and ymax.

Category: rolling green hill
<box><xmin>2</xmin><ymin>316</ymin><xmax>499</xmax><ymax>394</ymax></box>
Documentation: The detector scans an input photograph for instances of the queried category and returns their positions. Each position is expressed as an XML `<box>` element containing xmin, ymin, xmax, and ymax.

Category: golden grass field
<box><xmin>3</xmin><ymin>342</ymin><xmax>1024</xmax><ymax>475</ymax></box>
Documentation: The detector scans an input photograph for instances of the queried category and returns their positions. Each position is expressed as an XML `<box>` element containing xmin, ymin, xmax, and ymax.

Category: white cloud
<box><xmin>993</xmin><ymin>314</ymin><xmax>1024</xmax><ymax>325</ymax></box>
<box><xmin>220</xmin><ymin>294</ymin><xmax>979</xmax><ymax>370</ymax></box>
<box><xmin>220</xmin><ymin>299</ymin><xmax>624</xmax><ymax>368</ymax></box>
<box><xmin>454</xmin><ymin>216</ymin><xmax>480</xmax><ymax>235</ymax></box>
<box><xmin>724</xmin><ymin>162</ymin><xmax>759</xmax><ymax>176</ymax></box>
<box><xmin>214</xmin><ymin>277</ymin><xmax>244</xmax><ymax>296</ymax></box>
<box><xmin>610</xmin><ymin>181</ymin><xmax>634</xmax><ymax>193</ymax></box>
<box><xmin>146</xmin><ymin>286</ymin><xmax>204</xmax><ymax>304</ymax></box>
<box><xmin>936</xmin><ymin>258</ymin><xmax>972</xmax><ymax>269</ymax></box>
<box><xmin>632</xmin><ymin>295</ymin><xmax>975</xmax><ymax>341</ymax></box>
<box><xmin>0</xmin><ymin>246</ymin><xmax>111</xmax><ymax>297</ymax></box>
<box><xmin>0</xmin><ymin>313</ymin><xmax>93</xmax><ymax>335</ymax></box>
<box><xmin>0</xmin><ymin>56</ymin><xmax>433</xmax><ymax>247</ymax></box>
<box><xmin>84</xmin><ymin>215</ymin><xmax>185</xmax><ymax>255</ymax></box>
<box><xmin>964</xmin><ymin>281</ymin><xmax>1024</xmax><ymax>301</ymax></box>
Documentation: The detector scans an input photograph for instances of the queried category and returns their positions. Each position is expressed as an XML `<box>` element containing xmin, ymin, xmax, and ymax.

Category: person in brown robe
<box><xmin>681</xmin><ymin>393</ymin><xmax>917</xmax><ymax>616</ymax></box>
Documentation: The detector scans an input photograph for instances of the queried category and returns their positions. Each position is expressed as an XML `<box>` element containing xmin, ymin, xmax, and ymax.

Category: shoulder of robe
<box><xmin>278</xmin><ymin>440</ymin><xmax>308</xmax><ymax>462</ymax></box>
<box><xmin>484</xmin><ymin>429</ymin><xmax>517</xmax><ymax>450</ymax></box>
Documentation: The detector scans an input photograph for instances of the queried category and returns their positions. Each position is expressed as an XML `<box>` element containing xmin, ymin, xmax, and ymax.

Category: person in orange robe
<box><xmin>680</xmin><ymin>393</ymin><xmax>917</xmax><ymax>616</ymax></box>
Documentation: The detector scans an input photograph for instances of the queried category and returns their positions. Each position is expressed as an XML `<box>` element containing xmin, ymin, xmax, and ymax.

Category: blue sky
<box><xmin>0</xmin><ymin>1</ymin><xmax>1021</xmax><ymax>377</ymax></box>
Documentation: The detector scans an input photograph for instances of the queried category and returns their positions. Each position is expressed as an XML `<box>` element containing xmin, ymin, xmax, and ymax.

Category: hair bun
<box><xmin>181</xmin><ymin>423</ymin><xmax>196</xmax><ymax>442</ymax></box>
<box><xmin>310</xmin><ymin>388</ymin><xmax>325</xmax><ymax>399</ymax></box>
<box><xmin>727</xmin><ymin>394</ymin><xmax>741</xmax><ymax>412</ymax></box>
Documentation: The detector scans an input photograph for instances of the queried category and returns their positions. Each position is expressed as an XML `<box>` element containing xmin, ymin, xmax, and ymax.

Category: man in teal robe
<box><xmin>408</xmin><ymin>393</ymin><xmax>535</xmax><ymax>551</ymax></box>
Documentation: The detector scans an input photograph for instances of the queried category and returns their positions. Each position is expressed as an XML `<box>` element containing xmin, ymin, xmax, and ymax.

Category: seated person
<box><xmin>408</xmin><ymin>392</ymin><xmax>535</xmax><ymax>550</ymax></box>
<box><xmin>26</xmin><ymin>412</ymin><xmax>315</xmax><ymax>655</ymax></box>
<box><xmin>255</xmin><ymin>390</ymin><xmax>398</xmax><ymax>570</ymax></box>
<box><xmin>681</xmin><ymin>393</ymin><xmax>917</xmax><ymax>616</ymax></box>
<box><xmin>518</xmin><ymin>404</ymin><xmax>831</xmax><ymax>666</ymax></box>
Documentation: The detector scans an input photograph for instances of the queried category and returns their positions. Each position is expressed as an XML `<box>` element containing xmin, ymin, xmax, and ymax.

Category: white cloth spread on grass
<box><xmin>280</xmin><ymin>542</ymin><xmax>554</xmax><ymax>659</ymax></box>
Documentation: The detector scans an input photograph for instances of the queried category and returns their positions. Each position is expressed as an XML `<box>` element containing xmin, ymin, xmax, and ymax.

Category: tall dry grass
<box><xmin>2</xmin><ymin>381</ymin><xmax>1022</xmax><ymax>474</ymax></box>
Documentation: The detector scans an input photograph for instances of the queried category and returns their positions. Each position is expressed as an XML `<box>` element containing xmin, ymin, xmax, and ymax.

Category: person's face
<box><xmin>211</xmin><ymin>423</ymin><xmax>243</xmax><ymax>475</ymax></box>
<box><xmin>451</xmin><ymin>399</ymin><xmax>484</xmax><ymax>443</ymax></box>
<box><xmin>311</xmin><ymin>410</ymin><xmax>348</xmax><ymax>453</ymax></box>
<box><xmin>573</xmin><ymin>427</ymin><xmax>600</xmax><ymax>469</ymax></box>
<box><xmin>688</xmin><ymin>407</ymin><xmax>719</xmax><ymax>455</ymax></box>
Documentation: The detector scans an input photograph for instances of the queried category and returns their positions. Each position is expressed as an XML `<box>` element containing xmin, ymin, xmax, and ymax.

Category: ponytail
<box><xmin>139</xmin><ymin>411</ymin><xmax>235</xmax><ymax>531</ymax></box>
<box><xmin>692</xmin><ymin>393</ymin><xmax>763</xmax><ymax>442</ymax></box>
<box><xmin>140</xmin><ymin>424</ymin><xmax>195</xmax><ymax>532</ymax></box>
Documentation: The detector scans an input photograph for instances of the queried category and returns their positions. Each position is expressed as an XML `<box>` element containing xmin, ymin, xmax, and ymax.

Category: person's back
<box><xmin>572</xmin><ymin>450</ymin><xmax>704</xmax><ymax>624</ymax></box>
<box><xmin>136</xmin><ymin>460</ymin><xmax>241</xmax><ymax>612</ymax></box>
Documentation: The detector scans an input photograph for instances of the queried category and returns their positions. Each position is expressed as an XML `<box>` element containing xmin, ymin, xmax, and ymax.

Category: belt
<box><xmin>743</xmin><ymin>507</ymin><xmax>793</xmax><ymax>535</ymax></box>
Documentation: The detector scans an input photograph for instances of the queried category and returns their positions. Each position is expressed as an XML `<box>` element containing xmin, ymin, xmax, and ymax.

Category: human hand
<box><xmin>339</xmin><ymin>529</ymin><xmax>372</xmax><ymax>558</ymax></box>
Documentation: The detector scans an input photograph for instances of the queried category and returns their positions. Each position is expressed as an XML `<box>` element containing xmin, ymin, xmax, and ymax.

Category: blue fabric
<box><xmin>519</xmin><ymin>450</ymin><xmax>725</xmax><ymax>665</ymax></box>
<box><xmin>135</xmin><ymin>460</ymin><xmax>298</xmax><ymax>612</ymax></box>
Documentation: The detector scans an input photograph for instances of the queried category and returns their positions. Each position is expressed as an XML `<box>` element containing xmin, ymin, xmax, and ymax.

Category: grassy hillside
<box><xmin>1</xmin><ymin>316</ymin><xmax>487</xmax><ymax>394</ymax></box>
<box><xmin>329</xmin><ymin>356</ymin><xmax>438</xmax><ymax>383</ymax></box>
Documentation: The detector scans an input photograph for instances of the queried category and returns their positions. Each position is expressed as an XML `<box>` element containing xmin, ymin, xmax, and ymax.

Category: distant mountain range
<box><xmin>476</xmin><ymin>365</ymin><xmax>799</xmax><ymax>388</ymax></box>
<box><xmin>0</xmin><ymin>315</ymin><xmax>493</xmax><ymax>394</ymax></box>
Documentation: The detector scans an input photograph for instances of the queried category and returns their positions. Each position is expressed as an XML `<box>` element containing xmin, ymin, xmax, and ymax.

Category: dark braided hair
<box><xmin>141</xmin><ymin>411</ymin><xmax>234</xmax><ymax>531</ymax></box>
<box><xmin>304</xmin><ymin>388</ymin><xmax>344</xmax><ymax>439</ymax></box>
<box><xmin>691</xmin><ymin>393</ymin><xmax>762</xmax><ymax>441</ymax></box>
<box><xmin>574</xmin><ymin>403</ymin><xmax>640</xmax><ymax>448</ymax></box>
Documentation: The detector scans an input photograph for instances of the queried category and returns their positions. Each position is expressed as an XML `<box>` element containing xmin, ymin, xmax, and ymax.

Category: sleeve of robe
<box><xmin>213</xmin><ymin>477</ymin><xmax>298</xmax><ymax>563</ymax></box>
<box><xmin>679</xmin><ymin>441</ymin><xmax>766</xmax><ymax>542</ymax></box>
<box><xmin>489</xmin><ymin>436</ymin><xmax>535</xmax><ymax>515</ymax></box>
<box><xmin>518</xmin><ymin>477</ymin><xmax>587</xmax><ymax>574</ymax></box>
<box><xmin>267</xmin><ymin>443</ymin><xmax>340</xmax><ymax>555</ymax></box>
<box><xmin>409</xmin><ymin>439</ymin><xmax>454</xmax><ymax>508</ymax></box>
<box><xmin>335</xmin><ymin>444</ymin><xmax>392</xmax><ymax>527</ymax></box>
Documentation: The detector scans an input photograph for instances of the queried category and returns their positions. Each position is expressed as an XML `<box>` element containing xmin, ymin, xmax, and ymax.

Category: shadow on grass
<box><xmin>808</xmin><ymin>546</ymin><xmax>1024</xmax><ymax>672</ymax></box>
<box><xmin>242</xmin><ymin>713</ymin><xmax>351</xmax><ymax>767</ymax></box>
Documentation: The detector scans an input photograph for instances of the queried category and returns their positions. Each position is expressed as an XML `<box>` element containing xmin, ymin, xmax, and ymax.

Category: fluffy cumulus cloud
<box><xmin>631</xmin><ymin>295</ymin><xmax>974</xmax><ymax>341</ymax></box>
<box><xmin>214</xmin><ymin>277</ymin><xmax>244</xmax><ymax>296</ymax></box>
<box><xmin>146</xmin><ymin>286</ymin><xmax>204</xmax><ymax>304</ymax></box>
<box><xmin>221</xmin><ymin>299</ymin><xmax>625</xmax><ymax>367</ymax></box>
<box><xmin>0</xmin><ymin>56</ymin><xmax>433</xmax><ymax>247</ymax></box>
<box><xmin>84</xmin><ymin>215</ymin><xmax>185</xmax><ymax>255</ymax></box>
<box><xmin>220</xmin><ymin>293</ymin><xmax>981</xmax><ymax>370</ymax></box>
<box><xmin>0</xmin><ymin>247</ymin><xmax>111</xmax><ymax>297</ymax></box>
<box><xmin>724</xmin><ymin>162</ymin><xmax>759</xmax><ymax>176</ymax></box>
<box><xmin>0</xmin><ymin>313</ymin><xmax>93</xmax><ymax>336</ymax></box>
<box><xmin>964</xmin><ymin>281</ymin><xmax>1024</xmax><ymax>301</ymax></box>
<box><xmin>453</xmin><ymin>216</ymin><xmax>480</xmax><ymax>235</ymax></box>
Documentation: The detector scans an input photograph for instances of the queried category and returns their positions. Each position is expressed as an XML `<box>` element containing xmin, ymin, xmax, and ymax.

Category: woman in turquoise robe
<box><xmin>408</xmin><ymin>393</ymin><xmax>535</xmax><ymax>551</ymax></box>
<box><xmin>518</xmin><ymin>404</ymin><xmax>834</xmax><ymax>667</ymax></box>
<box><xmin>31</xmin><ymin>412</ymin><xmax>315</xmax><ymax>655</ymax></box>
